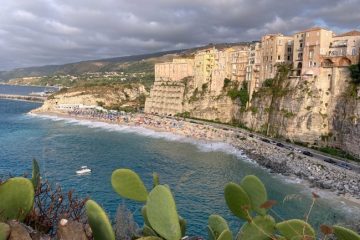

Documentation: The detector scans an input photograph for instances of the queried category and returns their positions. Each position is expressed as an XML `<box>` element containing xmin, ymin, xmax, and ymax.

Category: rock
<box><xmin>30</xmin><ymin>231</ymin><xmax>51</xmax><ymax>240</ymax></box>
<box><xmin>57</xmin><ymin>219</ymin><xmax>88</xmax><ymax>240</ymax></box>
<box><xmin>8</xmin><ymin>220</ymin><xmax>32</xmax><ymax>240</ymax></box>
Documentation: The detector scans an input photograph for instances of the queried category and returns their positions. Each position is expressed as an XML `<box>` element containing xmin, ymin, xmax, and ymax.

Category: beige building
<box><xmin>144</xmin><ymin>57</ymin><xmax>194</xmax><ymax>115</ymax></box>
<box><xmin>298</xmin><ymin>27</ymin><xmax>335</xmax><ymax>77</ymax></box>
<box><xmin>260</xmin><ymin>34</ymin><xmax>294</xmax><ymax>82</ymax></box>
<box><xmin>246</xmin><ymin>42</ymin><xmax>261</xmax><ymax>101</ymax></box>
<box><xmin>194</xmin><ymin>48</ymin><xmax>216</xmax><ymax>90</ymax></box>
<box><xmin>154</xmin><ymin>58</ymin><xmax>194</xmax><ymax>82</ymax></box>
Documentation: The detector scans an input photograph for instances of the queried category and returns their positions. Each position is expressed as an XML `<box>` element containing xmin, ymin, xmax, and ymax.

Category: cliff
<box><xmin>160</xmin><ymin>66</ymin><xmax>360</xmax><ymax>158</ymax></box>
<box><xmin>35</xmin><ymin>83</ymin><xmax>148</xmax><ymax>113</ymax></box>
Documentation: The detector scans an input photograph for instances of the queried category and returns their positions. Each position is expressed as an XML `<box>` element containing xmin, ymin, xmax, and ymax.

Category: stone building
<box><xmin>144</xmin><ymin>58</ymin><xmax>194</xmax><ymax>115</ymax></box>
<box><xmin>260</xmin><ymin>34</ymin><xmax>294</xmax><ymax>82</ymax></box>
<box><xmin>246</xmin><ymin>42</ymin><xmax>261</xmax><ymax>101</ymax></box>
<box><xmin>299</xmin><ymin>27</ymin><xmax>335</xmax><ymax>77</ymax></box>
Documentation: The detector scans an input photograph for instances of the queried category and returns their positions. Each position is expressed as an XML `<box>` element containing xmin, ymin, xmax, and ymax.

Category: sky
<box><xmin>0</xmin><ymin>0</ymin><xmax>360</xmax><ymax>71</ymax></box>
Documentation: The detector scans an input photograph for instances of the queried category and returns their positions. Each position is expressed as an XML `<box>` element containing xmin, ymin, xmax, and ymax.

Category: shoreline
<box><xmin>30</xmin><ymin>108</ymin><xmax>360</xmax><ymax>208</ymax></box>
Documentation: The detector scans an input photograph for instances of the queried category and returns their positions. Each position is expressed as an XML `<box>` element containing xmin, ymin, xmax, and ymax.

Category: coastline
<box><xmin>30</xmin><ymin>107</ymin><xmax>360</xmax><ymax>208</ymax></box>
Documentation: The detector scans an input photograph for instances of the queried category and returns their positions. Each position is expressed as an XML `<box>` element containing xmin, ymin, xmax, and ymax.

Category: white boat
<box><xmin>76</xmin><ymin>166</ymin><xmax>92</xmax><ymax>175</ymax></box>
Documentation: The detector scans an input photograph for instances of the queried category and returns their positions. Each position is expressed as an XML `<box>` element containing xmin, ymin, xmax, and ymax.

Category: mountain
<box><xmin>0</xmin><ymin>42</ymin><xmax>251</xmax><ymax>82</ymax></box>
<box><xmin>0</xmin><ymin>50</ymin><xmax>184</xmax><ymax>82</ymax></box>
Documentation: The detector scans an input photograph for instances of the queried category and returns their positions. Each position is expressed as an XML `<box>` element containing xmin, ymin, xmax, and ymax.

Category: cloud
<box><xmin>0</xmin><ymin>0</ymin><xmax>359</xmax><ymax>70</ymax></box>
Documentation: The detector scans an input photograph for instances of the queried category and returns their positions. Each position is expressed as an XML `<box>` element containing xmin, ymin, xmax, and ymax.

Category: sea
<box><xmin>0</xmin><ymin>85</ymin><xmax>359</xmax><ymax>237</ymax></box>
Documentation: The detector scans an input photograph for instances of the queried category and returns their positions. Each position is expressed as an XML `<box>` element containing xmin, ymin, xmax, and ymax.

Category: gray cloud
<box><xmin>0</xmin><ymin>0</ymin><xmax>359</xmax><ymax>70</ymax></box>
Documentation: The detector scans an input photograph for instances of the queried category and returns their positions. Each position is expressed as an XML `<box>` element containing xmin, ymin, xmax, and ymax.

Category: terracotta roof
<box><xmin>295</xmin><ymin>26</ymin><xmax>330</xmax><ymax>34</ymax></box>
<box><xmin>335</xmin><ymin>30</ymin><xmax>360</xmax><ymax>37</ymax></box>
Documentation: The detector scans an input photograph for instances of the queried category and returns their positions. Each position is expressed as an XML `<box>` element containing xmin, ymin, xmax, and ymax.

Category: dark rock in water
<box><xmin>57</xmin><ymin>219</ymin><xmax>88</xmax><ymax>240</ymax></box>
<box><xmin>8</xmin><ymin>220</ymin><xmax>32</xmax><ymax>240</ymax></box>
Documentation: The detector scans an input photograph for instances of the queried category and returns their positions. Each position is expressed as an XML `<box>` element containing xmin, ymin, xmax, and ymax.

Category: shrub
<box><xmin>349</xmin><ymin>63</ymin><xmax>360</xmax><ymax>84</ymax></box>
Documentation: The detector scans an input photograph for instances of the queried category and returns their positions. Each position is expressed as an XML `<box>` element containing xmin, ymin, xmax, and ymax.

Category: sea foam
<box><xmin>28</xmin><ymin>113</ymin><xmax>254</xmax><ymax>164</ymax></box>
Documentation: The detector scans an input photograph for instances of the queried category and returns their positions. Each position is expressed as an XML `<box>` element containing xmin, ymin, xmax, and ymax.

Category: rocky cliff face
<box><xmin>330</xmin><ymin>88</ymin><xmax>360</xmax><ymax>157</ymax></box>
<box><xmin>36</xmin><ymin>83</ymin><xmax>148</xmax><ymax>113</ymax></box>
<box><xmin>183</xmin><ymin>68</ymin><xmax>360</xmax><ymax>158</ymax></box>
<box><xmin>237</xmin><ymin>69</ymin><xmax>360</xmax><ymax>158</ymax></box>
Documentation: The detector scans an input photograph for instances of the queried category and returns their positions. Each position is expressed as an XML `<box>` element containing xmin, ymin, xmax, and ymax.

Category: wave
<box><xmin>28</xmin><ymin>113</ymin><xmax>255</xmax><ymax>164</ymax></box>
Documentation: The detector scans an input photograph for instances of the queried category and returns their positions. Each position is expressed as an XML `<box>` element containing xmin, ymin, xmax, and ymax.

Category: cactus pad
<box><xmin>224</xmin><ymin>182</ymin><xmax>251</xmax><ymax>221</ymax></box>
<box><xmin>276</xmin><ymin>219</ymin><xmax>315</xmax><ymax>240</ymax></box>
<box><xmin>111</xmin><ymin>169</ymin><xmax>148</xmax><ymax>202</ymax></box>
<box><xmin>85</xmin><ymin>200</ymin><xmax>115</xmax><ymax>240</ymax></box>
<box><xmin>146</xmin><ymin>185</ymin><xmax>181</xmax><ymax>240</ymax></box>
<box><xmin>0</xmin><ymin>177</ymin><xmax>34</xmax><ymax>221</ymax></box>
<box><xmin>241</xmin><ymin>175</ymin><xmax>267</xmax><ymax>215</ymax></box>
<box><xmin>333</xmin><ymin>225</ymin><xmax>360</xmax><ymax>240</ymax></box>
<box><xmin>237</xmin><ymin>215</ymin><xmax>275</xmax><ymax>240</ymax></box>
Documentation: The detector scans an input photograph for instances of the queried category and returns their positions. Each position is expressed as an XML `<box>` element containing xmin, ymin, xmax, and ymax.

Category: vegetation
<box><xmin>227</xmin><ymin>82</ymin><xmax>249</xmax><ymax>108</ymax></box>
<box><xmin>1</xmin><ymin>161</ymin><xmax>360</xmax><ymax>239</ymax></box>
<box><xmin>349</xmin><ymin>63</ymin><xmax>360</xmax><ymax>84</ymax></box>
<box><xmin>312</xmin><ymin>146</ymin><xmax>360</xmax><ymax>163</ymax></box>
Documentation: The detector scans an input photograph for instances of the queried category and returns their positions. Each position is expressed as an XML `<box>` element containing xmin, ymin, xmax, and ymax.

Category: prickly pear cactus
<box><xmin>85</xmin><ymin>200</ymin><xmax>115</xmax><ymax>240</ymax></box>
<box><xmin>0</xmin><ymin>177</ymin><xmax>34</xmax><ymax>221</ymax></box>
<box><xmin>333</xmin><ymin>225</ymin><xmax>360</xmax><ymax>240</ymax></box>
<box><xmin>208</xmin><ymin>214</ymin><xmax>231</xmax><ymax>240</ymax></box>
<box><xmin>237</xmin><ymin>215</ymin><xmax>275</xmax><ymax>240</ymax></box>
<box><xmin>146</xmin><ymin>185</ymin><xmax>181</xmax><ymax>240</ymax></box>
<box><xmin>275</xmin><ymin>219</ymin><xmax>315</xmax><ymax>240</ymax></box>
<box><xmin>32</xmin><ymin>159</ymin><xmax>41</xmax><ymax>190</ymax></box>
<box><xmin>153</xmin><ymin>172</ymin><xmax>160</xmax><ymax>188</ymax></box>
<box><xmin>217</xmin><ymin>229</ymin><xmax>232</xmax><ymax>240</ymax></box>
<box><xmin>111</xmin><ymin>169</ymin><xmax>148</xmax><ymax>202</ymax></box>
<box><xmin>241</xmin><ymin>175</ymin><xmax>267</xmax><ymax>216</ymax></box>
<box><xmin>0</xmin><ymin>222</ymin><xmax>10</xmax><ymax>240</ymax></box>
<box><xmin>179</xmin><ymin>216</ymin><xmax>187</xmax><ymax>237</ymax></box>
<box><xmin>224</xmin><ymin>182</ymin><xmax>251</xmax><ymax>221</ymax></box>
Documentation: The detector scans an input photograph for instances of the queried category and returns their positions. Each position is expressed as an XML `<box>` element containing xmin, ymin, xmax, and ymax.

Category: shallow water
<box><xmin>0</xmin><ymin>98</ymin><xmax>359</xmax><ymax>236</ymax></box>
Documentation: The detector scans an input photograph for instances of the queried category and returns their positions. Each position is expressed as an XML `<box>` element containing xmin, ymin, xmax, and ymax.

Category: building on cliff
<box><xmin>145</xmin><ymin>27</ymin><xmax>360</xmax><ymax>117</ymax></box>
<box><xmin>144</xmin><ymin>57</ymin><xmax>194</xmax><ymax>115</ymax></box>
<box><xmin>259</xmin><ymin>34</ymin><xmax>294</xmax><ymax>82</ymax></box>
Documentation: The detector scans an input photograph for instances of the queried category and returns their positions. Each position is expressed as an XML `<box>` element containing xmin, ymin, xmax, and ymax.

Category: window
<box><xmin>309</xmin><ymin>50</ymin><xmax>314</xmax><ymax>59</ymax></box>
<box><xmin>313</xmin><ymin>62</ymin><xmax>316</xmax><ymax>67</ymax></box>
<box><xmin>270</xmin><ymin>56</ymin><xmax>272</xmax><ymax>60</ymax></box>
<box><xmin>278</xmin><ymin>55</ymin><xmax>280</xmax><ymax>60</ymax></box>
<box><xmin>309</xmin><ymin>61</ymin><xmax>312</xmax><ymax>67</ymax></box>
<box><xmin>352</xmin><ymin>48</ymin><xmax>356</xmax><ymax>55</ymax></box>
<box><xmin>287</xmin><ymin>56</ymin><xmax>291</xmax><ymax>60</ymax></box>
<box><xmin>300</xmin><ymin>43</ymin><xmax>303</xmax><ymax>48</ymax></box>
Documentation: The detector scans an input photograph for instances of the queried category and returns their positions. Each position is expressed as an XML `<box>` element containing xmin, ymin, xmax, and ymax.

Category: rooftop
<box><xmin>335</xmin><ymin>30</ymin><xmax>360</xmax><ymax>37</ymax></box>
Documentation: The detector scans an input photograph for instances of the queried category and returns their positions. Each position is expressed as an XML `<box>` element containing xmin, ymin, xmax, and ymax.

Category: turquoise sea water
<box><xmin>0</xmin><ymin>97</ymin><xmax>359</xmax><ymax>236</ymax></box>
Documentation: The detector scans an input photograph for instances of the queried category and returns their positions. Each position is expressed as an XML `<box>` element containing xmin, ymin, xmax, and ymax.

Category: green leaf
<box><xmin>85</xmin><ymin>200</ymin><xmax>115</xmax><ymax>240</ymax></box>
<box><xmin>218</xmin><ymin>229</ymin><xmax>232</xmax><ymax>240</ymax></box>
<box><xmin>224</xmin><ymin>182</ymin><xmax>251</xmax><ymax>221</ymax></box>
<box><xmin>0</xmin><ymin>177</ymin><xmax>34</xmax><ymax>221</ymax></box>
<box><xmin>32</xmin><ymin>159</ymin><xmax>41</xmax><ymax>190</ymax></box>
<box><xmin>208</xmin><ymin>214</ymin><xmax>230</xmax><ymax>239</ymax></box>
<box><xmin>241</xmin><ymin>175</ymin><xmax>268</xmax><ymax>215</ymax></box>
<box><xmin>276</xmin><ymin>219</ymin><xmax>315</xmax><ymax>240</ymax></box>
<box><xmin>237</xmin><ymin>215</ymin><xmax>275</xmax><ymax>240</ymax></box>
<box><xmin>0</xmin><ymin>222</ymin><xmax>10</xmax><ymax>240</ymax></box>
<box><xmin>333</xmin><ymin>225</ymin><xmax>360</xmax><ymax>240</ymax></box>
<box><xmin>146</xmin><ymin>185</ymin><xmax>181</xmax><ymax>240</ymax></box>
<box><xmin>111</xmin><ymin>169</ymin><xmax>148</xmax><ymax>202</ymax></box>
